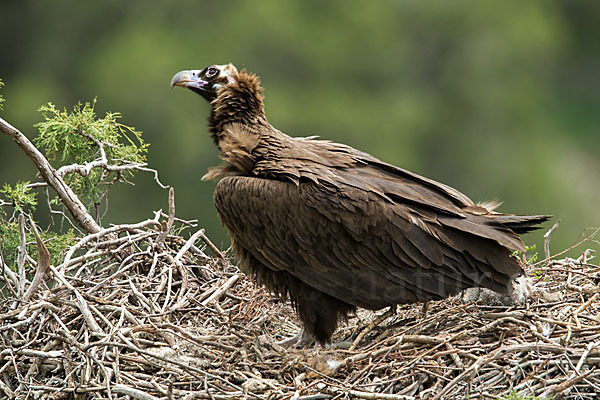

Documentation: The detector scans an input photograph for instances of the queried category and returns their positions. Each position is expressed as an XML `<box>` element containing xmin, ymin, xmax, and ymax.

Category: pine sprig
<box><xmin>33</xmin><ymin>99</ymin><xmax>149</xmax><ymax>206</ymax></box>
<box><xmin>0</xmin><ymin>181</ymin><xmax>37</xmax><ymax>212</ymax></box>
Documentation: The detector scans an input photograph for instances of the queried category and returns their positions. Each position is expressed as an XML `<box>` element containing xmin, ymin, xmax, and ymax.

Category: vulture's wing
<box><xmin>214</xmin><ymin>158</ymin><xmax>529</xmax><ymax>310</ymax></box>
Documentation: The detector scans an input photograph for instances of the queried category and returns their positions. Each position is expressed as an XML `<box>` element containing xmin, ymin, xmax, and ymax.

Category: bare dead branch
<box><xmin>16</xmin><ymin>213</ymin><xmax>27</xmax><ymax>299</ymax></box>
<box><xmin>201</xmin><ymin>274</ymin><xmax>240</xmax><ymax>307</ymax></box>
<box><xmin>113</xmin><ymin>384</ymin><xmax>161</xmax><ymax>400</ymax></box>
<box><xmin>544</xmin><ymin>220</ymin><xmax>561</xmax><ymax>262</ymax></box>
<box><xmin>198</xmin><ymin>230</ymin><xmax>225</xmax><ymax>260</ymax></box>
<box><xmin>349</xmin><ymin>305</ymin><xmax>396</xmax><ymax>351</ymax></box>
<box><xmin>48</xmin><ymin>263</ymin><xmax>103</xmax><ymax>334</ymax></box>
<box><xmin>158</xmin><ymin>187</ymin><xmax>175</xmax><ymax>243</ymax></box>
<box><xmin>22</xmin><ymin>217</ymin><xmax>50</xmax><ymax>302</ymax></box>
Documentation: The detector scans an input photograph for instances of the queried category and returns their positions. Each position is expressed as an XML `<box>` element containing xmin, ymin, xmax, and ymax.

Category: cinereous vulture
<box><xmin>171</xmin><ymin>64</ymin><xmax>550</xmax><ymax>346</ymax></box>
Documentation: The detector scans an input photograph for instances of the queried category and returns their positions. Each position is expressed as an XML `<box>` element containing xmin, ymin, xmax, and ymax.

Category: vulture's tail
<box><xmin>496</xmin><ymin>214</ymin><xmax>552</xmax><ymax>234</ymax></box>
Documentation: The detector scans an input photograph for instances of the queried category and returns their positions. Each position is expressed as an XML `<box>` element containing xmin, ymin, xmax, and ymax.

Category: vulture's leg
<box><xmin>293</xmin><ymin>284</ymin><xmax>356</xmax><ymax>346</ymax></box>
<box><xmin>420</xmin><ymin>301</ymin><xmax>430</xmax><ymax>318</ymax></box>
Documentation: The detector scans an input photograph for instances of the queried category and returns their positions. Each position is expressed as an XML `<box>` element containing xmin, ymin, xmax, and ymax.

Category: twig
<box><xmin>175</xmin><ymin>228</ymin><xmax>206</xmax><ymax>263</ymax></box>
<box><xmin>158</xmin><ymin>187</ymin><xmax>175</xmax><ymax>243</ymax></box>
<box><xmin>544</xmin><ymin>220</ymin><xmax>561</xmax><ymax>262</ymax></box>
<box><xmin>48</xmin><ymin>264</ymin><xmax>103</xmax><ymax>334</ymax></box>
<box><xmin>61</xmin><ymin>217</ymin><xmax>161</xmax><ymax>272</ymax></box>
<box><xmin>576</xmin><ymin>341</ymin><xmax>598</xmax><ymax>373</ymax></box>
<box><xmin>533</xmin><ymin>226</ymin><xmax>599</xmax><ymax>267</ymax></box>
<box><xmin>433</xmin><ymin>347</ymin><xmax>504</xmax><ymax>400</ymax></box>
<box><xmin>326</xmin><ymin>387</ymin><xmax>415</xmax><ymax>400</ymax></box>
<box><xmin>16</xmin><ymin>213</ymin><xmax>27</xmax><ymax>299</ymax></box>
<box><xmin>198</xmin><ymin>230</ymin><xmax>225</xmax><ymax>260</ymax></box>
<box><xmin>22</xmin><ymin>217</ymin><xmax>50</xmax><ymax>302</ymax></box>
<box><xmin>539</xmin><ymin>370</ymin><xmax>592</xmax><ymax>399</ymax></box>
<box><xmin>137</xmin><ymin>166</ymin><xmax>169</xmax><ymax>189</ymax></box>
<box><xmin>1</xmin><ymin>251</ymin><xmax>18</xmax><ymax>292</ymax></box>
<box><xmin>201</xmin><ymin>275</ymin><xmax>240</xmax><ymax>307</ymax></box>
<box><xmin>113</xmin><ymin>384</ymin><xmax>161</xmax><ymax>400</ymax></box>
<box><xmin>349</xmin><ymin>306</ymin><xmax>396</xmax><ymax>351</ymax></box>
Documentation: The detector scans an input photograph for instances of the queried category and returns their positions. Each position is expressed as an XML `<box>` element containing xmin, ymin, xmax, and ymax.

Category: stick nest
<box><xmin>1</xmin><ymin>218</ymin><xmax>599</xmax><ymax>400</ymax></box>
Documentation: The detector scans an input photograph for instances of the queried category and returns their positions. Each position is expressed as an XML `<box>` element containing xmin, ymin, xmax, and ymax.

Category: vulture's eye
<box><xmin>206</xmin><ymin>67</ymin><xmax>218</xmax><ymax>78</ymax></box>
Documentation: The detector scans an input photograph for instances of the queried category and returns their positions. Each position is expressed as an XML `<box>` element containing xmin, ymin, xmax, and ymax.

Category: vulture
<box><xmin>171</xmin><ymin>64</ymin><xmax>550</xmax><ymax>346</ymax></box>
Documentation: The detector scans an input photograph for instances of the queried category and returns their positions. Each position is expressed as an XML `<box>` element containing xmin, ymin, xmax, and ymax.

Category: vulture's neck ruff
<box><xmin>208</xmin><ymin>71</ymin><xmax>269</xmax><ymax>144</ymax></box>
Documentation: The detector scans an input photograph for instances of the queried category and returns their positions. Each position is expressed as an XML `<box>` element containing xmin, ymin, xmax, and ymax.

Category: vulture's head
<box><xmin>171</xmin><ymin>64</ymin><xmax>266</xmax><ymax>132</ymax></box>
<box><xmin>171</xmin><ymin>64</ymin><xmax>239</xmax><ymax>101</ymax></box>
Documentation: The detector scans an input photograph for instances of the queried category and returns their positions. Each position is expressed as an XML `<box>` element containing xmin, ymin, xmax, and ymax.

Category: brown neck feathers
<box><xmin>208</xmin><ymin>70</ymin><xmax>268</xmax><ymax>144</ymax></box>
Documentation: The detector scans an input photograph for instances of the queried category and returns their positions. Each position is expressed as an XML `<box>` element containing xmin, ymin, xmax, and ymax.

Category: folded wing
<box><xmin>214</xmin><ymin>156</ymin><xmax>548</xmax><ymax>309</ymax></box>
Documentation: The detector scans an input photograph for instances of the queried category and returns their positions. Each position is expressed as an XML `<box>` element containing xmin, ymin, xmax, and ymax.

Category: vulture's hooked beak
<box><xmin>171</xmin><ymin>69</ymin><xmax>217</xmax><ymax>101</ymax></box>
<box><xmin>171</xmin><ymin>70</ymin><xmax>207</xmax><ymax>90</ymax></box>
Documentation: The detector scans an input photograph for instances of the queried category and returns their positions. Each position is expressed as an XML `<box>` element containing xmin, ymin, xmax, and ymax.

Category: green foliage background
<box><xmin>1</xmin><ymin>1</ymin><xmax>599</xmax><ymax>252</ymax></box>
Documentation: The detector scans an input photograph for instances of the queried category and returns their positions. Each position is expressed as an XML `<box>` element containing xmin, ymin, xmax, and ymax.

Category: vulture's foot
<box><xmin>277</xmin><ymin>328</ymin><xmax>315</xmax><ymax>349</ymax></box>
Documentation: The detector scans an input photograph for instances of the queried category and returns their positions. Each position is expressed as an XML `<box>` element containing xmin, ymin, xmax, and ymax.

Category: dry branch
<box><xmin>544</xmin><ymin>220</ymin><xmax>561</xmax><ymax>261</ymax></box>
<box><xmin>21</xmin><ymin>217</ymin><xmax>50</xmax><ymax>302</ymax></box>
<box><xmin>201</xmin><ymin>274</ymin><xmax>240</xmax><ymax>306</ymax></box>
<box><xmin>0</xmin><ymin>116</ymin><xmax>101</xmax><ymax>234</ymax></box>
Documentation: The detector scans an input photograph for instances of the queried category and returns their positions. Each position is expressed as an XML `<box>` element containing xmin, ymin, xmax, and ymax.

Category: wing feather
<box><xmin>214</xmin><ymin>166</ymin><xmax>523</xmax><ymax>309</ymax></box>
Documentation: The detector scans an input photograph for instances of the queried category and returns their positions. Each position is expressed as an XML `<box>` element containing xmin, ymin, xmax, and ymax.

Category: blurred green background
<box><xmin>1</xmin><ymin>1</ymin><xmax>598</xmax><ymax>254</ymax></box>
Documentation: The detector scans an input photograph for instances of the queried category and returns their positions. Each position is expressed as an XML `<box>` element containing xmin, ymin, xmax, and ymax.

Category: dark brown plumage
<box><xmin>171</xmin><ymin>64</ymin><xmax>550</xmax><ymax>345</ymax></box>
